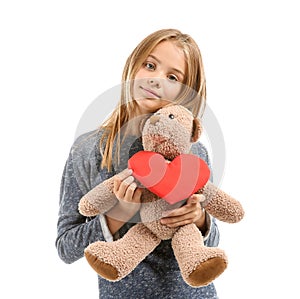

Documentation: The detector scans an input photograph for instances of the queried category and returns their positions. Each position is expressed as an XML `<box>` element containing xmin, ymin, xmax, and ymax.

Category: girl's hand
<box><xmin>160</xmin><ymin>194</ymin><xmax>206</xmax><ymax>230</ymax></box>
<box><xmin>113</xmin><ymin>168</ymin><xmax>142</xmax><ymax>218</ymax></box>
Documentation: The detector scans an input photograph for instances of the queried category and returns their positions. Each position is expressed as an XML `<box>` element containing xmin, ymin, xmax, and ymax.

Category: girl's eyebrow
<box><xmin>148</xmin><ymin>54</ymin><xmax>185</xmax><ymax>77</ymax></box>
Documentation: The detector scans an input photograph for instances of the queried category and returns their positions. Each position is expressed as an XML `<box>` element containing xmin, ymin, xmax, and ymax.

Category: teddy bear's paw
<box><xmin>84</xmin><ymin>250</ymin><xmax>119</xmax><ymax>281</ymax></box>
<box><xmin>202</xmin><ymin>181</ymin><xmax>245</xmax><ymax>223</ymax></box>
<box><xmin>78</xmin><ymin>197</ymin><xmax>101</xmax><ymax>217</ymax></box>
<box><xmin>186</xmin><ymin>255</ymin><xmax>227</xmax><ymax>287</ymax></box>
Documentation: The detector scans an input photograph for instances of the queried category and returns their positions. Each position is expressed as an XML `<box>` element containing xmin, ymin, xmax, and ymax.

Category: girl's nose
<box><xmin>148</xmin><ymin>77</ymin><xmax>161</xmax><ymax>88</ymax></box>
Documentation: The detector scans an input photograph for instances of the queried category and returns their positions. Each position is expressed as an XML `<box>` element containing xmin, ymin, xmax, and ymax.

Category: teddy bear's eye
<box><xmin>168</xmin><ymin>114</ymin><xmax>175</xmax><ymax>119</ymax></box>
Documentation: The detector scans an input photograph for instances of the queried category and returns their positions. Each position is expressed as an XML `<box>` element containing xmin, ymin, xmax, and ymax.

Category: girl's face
<box><xmin>133</xmin><ymin>40</ymin><xmax>186</xmax><ymax>115</ymax></box>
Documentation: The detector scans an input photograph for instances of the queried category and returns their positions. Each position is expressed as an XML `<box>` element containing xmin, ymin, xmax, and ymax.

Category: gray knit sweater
<box><xmin>56</xmin><ymin>129</ymin><xmax>220</xmax><ymax>299</ymax></box>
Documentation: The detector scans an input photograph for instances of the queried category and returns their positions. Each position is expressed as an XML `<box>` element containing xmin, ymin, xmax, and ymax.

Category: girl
<box><xmin>56</xmin><ymin>28</ymin><xmax>221</xmax><ymax>298</ymax></box>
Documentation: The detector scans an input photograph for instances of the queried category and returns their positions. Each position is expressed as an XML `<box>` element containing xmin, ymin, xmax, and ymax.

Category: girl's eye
<box><xmin>168</xmin><ymin>74</ymin><xmax>178</xmax><ymax>82</ymax></box>
<box><xmin>145</xmin><ymin>62</ymin><xmax>155</xmax><ymax>70</ymax></box>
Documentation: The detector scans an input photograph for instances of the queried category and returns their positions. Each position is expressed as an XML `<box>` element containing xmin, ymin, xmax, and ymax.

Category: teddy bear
<box><xmin>78</xmin><ymin>104</ymin><xmax>244</xmax><ymax>287</ymax></box>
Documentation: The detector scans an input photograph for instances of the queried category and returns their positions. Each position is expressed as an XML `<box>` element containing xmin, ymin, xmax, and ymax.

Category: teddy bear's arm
<box><xmin>78</xmin><ymin>177</ymin><xmax>118</xmax><ymax>217</ymax></box>
<box><xmin>200</xmin><ymin>181</ymin><xmax>244</xmax><ymax>223</ymax></box>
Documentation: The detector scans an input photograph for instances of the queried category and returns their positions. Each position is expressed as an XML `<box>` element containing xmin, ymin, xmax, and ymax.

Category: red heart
<box><xmin>128</xmin><ymin>151</ymin><xmax>210</xmax><ymax>204</ymax></box>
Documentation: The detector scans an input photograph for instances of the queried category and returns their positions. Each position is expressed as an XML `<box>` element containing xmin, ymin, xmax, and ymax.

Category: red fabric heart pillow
<box><xmin>128</xmin><ymin>151</ymin><xmax>210</xmax><ymax>204</ymax></box>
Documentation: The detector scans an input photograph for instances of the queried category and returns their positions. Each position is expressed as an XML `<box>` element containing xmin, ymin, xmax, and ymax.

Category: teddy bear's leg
<box><xmin>84</xmin><ymin>223</ymin><xmax>161</xmax><ymax>281</ymax></box>
<box><xmin>201</xmin><ymin>181</ymin><xmax>245</xmax><ymax>223</ymax></box>
<box><xmin>171</xmin><ymin>224</ymin><xmax>227</xmax><ymax>287</ymax></box>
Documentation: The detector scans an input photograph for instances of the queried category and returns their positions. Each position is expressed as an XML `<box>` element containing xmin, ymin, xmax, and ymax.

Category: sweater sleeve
<box><xmin>55</xmin><ymin>151</ymin><xmax>105</xmax><ymax>264</ymax></box>
<box><xmin>204</xmin><ymin>215</ymin><xmax>220</xmax><ymax>247</ymax></box>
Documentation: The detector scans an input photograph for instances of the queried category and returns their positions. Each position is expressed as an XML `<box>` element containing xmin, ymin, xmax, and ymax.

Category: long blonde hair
<box><xmin>99</xmin><ymin>28</ymin><xmax>207</xmax><ymax>171</ymax></box>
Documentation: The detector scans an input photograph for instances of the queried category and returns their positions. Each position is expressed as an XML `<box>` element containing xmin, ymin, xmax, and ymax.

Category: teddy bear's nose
<box><xmin>149</xmin><ymin>115</ymin><xmax>160</xmax><ymax>125</ymax></box>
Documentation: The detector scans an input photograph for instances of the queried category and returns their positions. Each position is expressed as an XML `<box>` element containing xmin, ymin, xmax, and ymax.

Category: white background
<box><xmin>1</xmin><ymin>1</ymin><xmax>299</xmax><ymax>298</ymax></box>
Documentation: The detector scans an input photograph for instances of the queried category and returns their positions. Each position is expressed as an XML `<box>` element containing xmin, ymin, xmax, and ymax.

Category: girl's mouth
<box><xmin>140</xmin><ymin>86</ymin><xmax>161</xmax><ymax>99</ymax></box>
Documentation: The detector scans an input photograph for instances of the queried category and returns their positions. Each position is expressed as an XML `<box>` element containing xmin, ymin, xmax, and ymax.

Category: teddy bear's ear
<box><xmin>191</xmin><ymin>118</ymin><xmax>202</xmax><ymax>142</ymax></box>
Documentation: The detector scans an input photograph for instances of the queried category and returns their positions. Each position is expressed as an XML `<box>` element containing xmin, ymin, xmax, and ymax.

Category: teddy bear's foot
<box><xmin>187</xmin><ymin>255</ymin><xmax>227</xmax><ymax>287</ymax></box>
<box><xmin>84</xmin><ymin>223</ymin><xmax>161</xmax><ymax>281</ymax></box>
<box><xmin>85</xmin><ymin>250</ymin><xmax>119</xmax><ymax>280</ymax></box>
<box><xmin>172</xmin><ymin>224</ymin><xmax>228</xmax><ymax>287</ymax></box>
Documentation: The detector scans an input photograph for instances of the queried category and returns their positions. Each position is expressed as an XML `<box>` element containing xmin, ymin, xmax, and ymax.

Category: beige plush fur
<box><xmin>78</xmin><ymin>104</ymin><xmax>244</xmax><ymax>287</ymax></box>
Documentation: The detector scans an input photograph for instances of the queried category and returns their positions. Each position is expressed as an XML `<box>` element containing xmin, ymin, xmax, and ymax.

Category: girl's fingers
<box><xmin>113</xmin><ymin>168</ymin><xmax>133</xmax><ymax>192</ymax></box>
<box><xmin>162</xmin><ymin>194</ymin><xmax>205</xmax><ymax>218</ymax></box>
<box><xmin>161</xmin><ymin>194</ymin><xmax>206</xmax><ymax>227</ymax></box>
<box><xmin>116</xmin><ymin>168</ymin><xmax>133</xmax><ymax>181</ymax></box>
<box><xmin>124</xmin><ymin>182</ymin><xmax>138</xmax><ymax>201</ymax></box>
<box><xmin>187</xmin><ymin>194</ymin><xmax>205</xmax><ymax>205</ymax></box>
<box><xmin>117</xmin><ymin>176</ymin><xmax>135</xmax><ymax>199</ymax></box>
<box><xmin>160</xmin><ymin>214</ymin><xmax>194</xmax><ymax>227</ymax></box>
<box><xmin>132</xmin><ymin>187</ymin><xmax>143</xmax><ymax>203</ymax></box>
<box><xmin>125</xmin><ymin>184</ymin><xmax>143</xmax><ymax>204</ymax></box>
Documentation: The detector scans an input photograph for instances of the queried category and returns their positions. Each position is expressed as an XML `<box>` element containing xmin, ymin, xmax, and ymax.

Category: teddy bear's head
<box><xmin>142</xmin><ymin>105</ymin><xmax>202</xmax><ymax>160</ymax></box>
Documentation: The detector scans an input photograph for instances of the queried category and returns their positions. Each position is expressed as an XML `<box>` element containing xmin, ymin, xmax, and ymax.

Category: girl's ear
<box><xmin>191</xmin><ymin>118</ymin><xmax>202</xmax><ymax>142</ymax></box>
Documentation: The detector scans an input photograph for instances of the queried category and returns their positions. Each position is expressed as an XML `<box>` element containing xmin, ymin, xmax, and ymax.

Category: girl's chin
<box><xmin>135</xmin><ymin>98</ymin><xmax>171</xmax><ymax>114</ymax></box>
